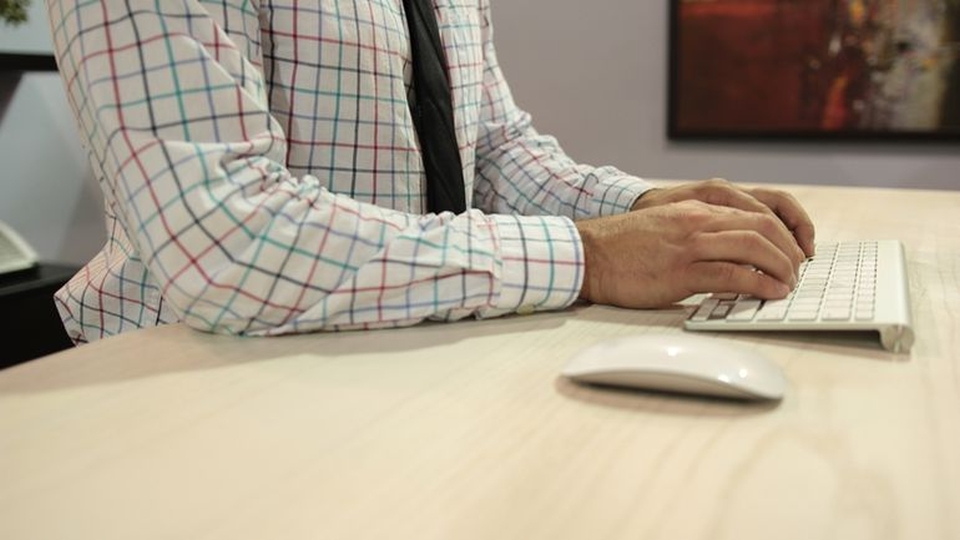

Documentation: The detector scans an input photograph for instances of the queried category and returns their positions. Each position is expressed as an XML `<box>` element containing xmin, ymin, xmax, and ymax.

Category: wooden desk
<box><xmin>0</xmin><ymin>183</ymin><xmax>957</xmax><ymax>540</ymax></box>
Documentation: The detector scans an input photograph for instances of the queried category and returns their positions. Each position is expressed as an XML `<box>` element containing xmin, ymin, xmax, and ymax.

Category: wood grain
<box><xmin>1</xmin><ymin>183</ymin><xmax>957</xmax><ymax>540</ymax></box>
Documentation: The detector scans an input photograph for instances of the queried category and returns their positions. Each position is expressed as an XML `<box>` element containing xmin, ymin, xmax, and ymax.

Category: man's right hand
<box><xmin>575</xmin><ymin>199</ymin><xmax>806</xmax><ymax>308</ymax></box>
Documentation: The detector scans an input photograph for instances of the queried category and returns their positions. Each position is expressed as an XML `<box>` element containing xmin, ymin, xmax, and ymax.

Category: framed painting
<box><xmin>668</xmin><ymin>0</ymin><xmax>960</xmax><ymax>140</ymax></box>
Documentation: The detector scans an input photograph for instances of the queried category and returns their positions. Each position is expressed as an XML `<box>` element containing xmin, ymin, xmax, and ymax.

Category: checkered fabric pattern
<box><xmin>46</xmin><ymin>0</ymin><xmax>652</xmax><ymax>343</ymax></box>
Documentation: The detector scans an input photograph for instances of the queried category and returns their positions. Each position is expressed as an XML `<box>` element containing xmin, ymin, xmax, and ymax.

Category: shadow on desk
<box><xmin>0</xmin><ymin>308</ymin><xmax>574</xmax><ymax>394</ymax></box>
<box><xmin>553</xmin><ymin>376</ymin><xmax>782</xmax><ymax>418</ymax></box>
<box><xmin>1</xmin><ymin>299</ymin><xmax>909</xmax><ymax>398</ymax></box>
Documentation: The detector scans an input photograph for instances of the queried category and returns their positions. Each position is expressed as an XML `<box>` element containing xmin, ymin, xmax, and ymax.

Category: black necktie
<box><xmin>403</xmin><ymin>0</ymin><xmax>467</xmax><ymax>214</ymax></box>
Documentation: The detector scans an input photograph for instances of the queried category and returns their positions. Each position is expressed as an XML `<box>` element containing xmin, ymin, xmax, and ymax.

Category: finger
<box><xmin>685</xmin><ymin>261</ymin><xmax>793</xmax><ymax>300</ymax></box>
<box><xmin>693</xmin><ymin>205</ymin><xmax>806</xmax><ymax>269</ymax></box>
<box><xmin>701</xmin><ymin>181</ymin><xmax>815</xmax><ymax>258</ymax></box>
<box><xmin>748</xmin><ymin>188</ymin><xmax>817</xmax><ymax>257</ymax></box>
<box><xmin>692</xmin><ymin>230</ymin><xmax>799</xmax><ymax>287</ymax></box>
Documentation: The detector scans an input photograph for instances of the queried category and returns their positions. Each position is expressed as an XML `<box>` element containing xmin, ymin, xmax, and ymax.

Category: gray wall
<box><xmin>1</xmin><ymin>0</ymin><xmax>957</xmax><ymax>266</ymax></box>
<box><xmin>0</xmin><ymin>1</ymin><xmax>104</xmax><ymax>266</ymax></box>
<box><xmin>0</xmin><ymin>72</ymin><xmax>103</xmax><ymax>266</ymax></box>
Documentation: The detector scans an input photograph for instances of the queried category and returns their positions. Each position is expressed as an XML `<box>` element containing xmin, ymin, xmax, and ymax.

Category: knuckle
<box><xmin>703</xmin><ymin>178</ymin><xmax>732</xmax><ymax>193</ymax></box>
<box><xmin>753</xmin><ymin>213</ymin><xmax>783</xmax><ymax>236</ymax></box>
<box><xmin>741</xmin><ymin>230</ymin><xmax>768</xmax><ymax>250</ymax></box>
<box><xmin>696</xmin><ymin>178</ymin><xmax>738</xmax><ymax>205</ymax></box>
<box><xmin>706</xmin><ymin>177</ymin><xmax>730</xmax><ymax>187</ymax></box>
<box><xmin>673</xmin><ymin>200</ymin><xmax>713</xmax><ymax>227</ymax></box>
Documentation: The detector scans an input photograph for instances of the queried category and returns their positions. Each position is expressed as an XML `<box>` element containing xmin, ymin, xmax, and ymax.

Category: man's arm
<box><xmin>48</xmin><ymin>0</ymin><xmax>582</xmax><ymax>335</ymax></box>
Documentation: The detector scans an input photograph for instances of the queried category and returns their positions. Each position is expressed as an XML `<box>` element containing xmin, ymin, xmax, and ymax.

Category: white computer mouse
<box><xmin>561</xmin><ymin>333</ymin><xmax>786</xmax><ymax>401</ymax></box>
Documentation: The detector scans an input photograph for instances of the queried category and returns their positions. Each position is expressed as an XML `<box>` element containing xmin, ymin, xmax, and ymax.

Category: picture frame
<box><xmin>668</xmin><ymin>0</ymin><xmax>960</xmax><ymax>141</ymax></box>
<box><xmin>0</xmin><ymin>52</ymin><xmax>56</xmax><ymax>71</ymax></box>
<box><xmin>0</xmin><ymin>0</ymin><xmax>57</xmax><ymax>71</ymax></box>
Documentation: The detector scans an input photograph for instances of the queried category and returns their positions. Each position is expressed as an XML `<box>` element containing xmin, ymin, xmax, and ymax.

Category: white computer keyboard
<box><xmin>684</xmin><ymin>240</ymin><xmax>914</xmax><ymax>352</ymax></box>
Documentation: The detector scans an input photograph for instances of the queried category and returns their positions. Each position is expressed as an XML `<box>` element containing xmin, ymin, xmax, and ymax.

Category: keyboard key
<box><xmin>690</xmin><ymin>298</ymin><xmax>719</xmax><ymax>322</ymax></box>
<box><xmin>756</xmin><ymin>305</ymin><xmax>788</xmax><ymax>321</ymax></box>
<box><xmin>709</xmin><ymin>302</ymin><xmax>733</xmax><ymax>320</ymax></box>
<box><xmin>792</xmin><ymin>298</ymin><xmax>822</xmax><ymax>308</ymax></box>
<box><xmin>727</xmin><ymin>299</ymin><xmax>761</xmax><ymax>321</ymax></box>
<box><xmin>821</xmin><ymin>307</ymin><xmax>851</xmax><ymax>321</ymax></box>
<box><xmin>788</xmin><ymin>309</ymin><xmax>820</xmax><ymax>321</ymax></box>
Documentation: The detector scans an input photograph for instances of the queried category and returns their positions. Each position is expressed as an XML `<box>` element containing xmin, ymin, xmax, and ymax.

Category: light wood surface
<box><xmin>1</xmin><ymin>183</ymin><xmax>958</xmax><ymax>540</ymax></box>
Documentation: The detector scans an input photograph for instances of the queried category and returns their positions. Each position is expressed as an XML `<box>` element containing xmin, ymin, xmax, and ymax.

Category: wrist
<box><xmin>576</xmin><ymin>220</ymin><xmax>600</xmax><ymax>303</ymax></box>
<box><xmin>630</xmin><ymin>188</ymin><xmax>661</xmax><ymax>212</ymax></box>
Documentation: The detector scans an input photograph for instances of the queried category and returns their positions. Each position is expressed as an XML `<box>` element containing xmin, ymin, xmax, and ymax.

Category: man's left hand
<box><xmin>631</xmin><ymin>178</ymin><xmax>816</xmax><ymax>257</ymax></box>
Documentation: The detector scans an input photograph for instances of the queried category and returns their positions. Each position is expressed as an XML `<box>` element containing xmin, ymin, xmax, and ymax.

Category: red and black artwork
<box><xmin>669</xmin><ymin>0</ymin><xmax>960</xmax><ymax>140</ymax></box>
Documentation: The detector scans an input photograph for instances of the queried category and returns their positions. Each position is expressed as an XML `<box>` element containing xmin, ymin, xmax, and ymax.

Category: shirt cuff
<box><xmin>590</xmin><ymin>169</ymin><xmax>655</xmax><ymax>217</ymax></box>
<box><xmin>477</xmin><ymin>214</ymin><xmax>584</xmax><ymax>318</ymax></box>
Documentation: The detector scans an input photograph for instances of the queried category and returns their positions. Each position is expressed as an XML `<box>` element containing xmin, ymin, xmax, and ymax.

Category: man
<box><xmin>46</xmin><ymin>0</ymin><xmax>814</xmax><ymax>344</ymax></box>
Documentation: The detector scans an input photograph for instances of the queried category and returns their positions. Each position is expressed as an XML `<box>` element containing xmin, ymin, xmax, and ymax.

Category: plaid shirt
<box><xmin>47</xmin><ymin>0</ymin><xmax>651</xmax><ymax>343</ymax></box>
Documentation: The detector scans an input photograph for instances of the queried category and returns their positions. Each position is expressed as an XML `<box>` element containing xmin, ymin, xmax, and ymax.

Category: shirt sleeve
<box><xmin>472</xmin><ymin>0</ymin><xmax>654</xmax><ymax>220</ymax></box>
<box><xmin>48</xmin><ymin>0</ymin><xmax>583</xmax><ymax>336</ymax></box>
